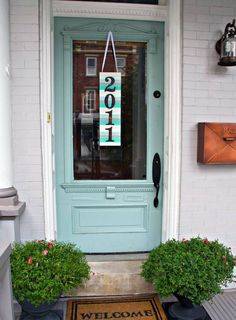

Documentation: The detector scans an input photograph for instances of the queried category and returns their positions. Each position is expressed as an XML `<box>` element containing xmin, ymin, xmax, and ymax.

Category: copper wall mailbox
<box><xmin>197</xmin><ymin>122</ymin><xmax>236</xmax><ymax>164</ymax></box>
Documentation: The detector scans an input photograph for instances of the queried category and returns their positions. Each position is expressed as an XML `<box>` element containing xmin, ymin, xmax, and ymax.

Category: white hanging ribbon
<box><xmin>101</xmin><ymin>31</ymin><xmax>118</xmax><ymax>72</ymax></box>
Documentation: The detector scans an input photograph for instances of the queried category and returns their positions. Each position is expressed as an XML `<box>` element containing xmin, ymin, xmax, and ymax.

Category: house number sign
<box><xmin>99</xmin><ymin>32</ymin><xmax>121</xmax><ymax>146</ymax></box>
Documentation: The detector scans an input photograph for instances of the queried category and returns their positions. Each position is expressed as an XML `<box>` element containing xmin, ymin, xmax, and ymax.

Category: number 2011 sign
<box><xmin>99</xmin><ymin>72</ymin><xmax>121</xmax><ymax>146</ymax></box>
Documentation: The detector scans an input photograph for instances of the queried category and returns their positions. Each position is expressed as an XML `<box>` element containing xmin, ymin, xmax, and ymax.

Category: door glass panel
<box><xmin>73</xmin><ymin>40</ymin><xmax>147</xmax><ymax>180</ymax></box>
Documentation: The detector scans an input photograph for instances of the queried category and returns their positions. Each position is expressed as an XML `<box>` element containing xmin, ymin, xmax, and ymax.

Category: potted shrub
<box><xmin>141</xmin><ymin>237</ymin><xmax>236</xmax><ymax>320</ymax></box>
<box><xmin>11</xmin><ymin>240</ymin><xmax>90</xmax><ymax>318</ymax></box>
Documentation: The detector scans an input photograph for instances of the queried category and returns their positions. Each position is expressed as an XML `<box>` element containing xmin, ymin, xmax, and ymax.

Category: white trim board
<box><xmin>40</xmin><ymin>0</ymin><xmax>182</xmax><ymax>242</ymax></box>
<box><xmin>162</xmin><ymin>0</ymin><xmax>182</xmax><ymax>241</ymax></box>
<box><xmin>40</xmin><ymin>0</ymin><xmax>55</xmax><ymax>240</ymax></box>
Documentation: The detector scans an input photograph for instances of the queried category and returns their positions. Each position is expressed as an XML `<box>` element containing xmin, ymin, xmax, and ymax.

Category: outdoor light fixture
<box><xmin>215</xmin><ymin>19</ymin><xmax>236</xmax><ymax>66</ymax></box>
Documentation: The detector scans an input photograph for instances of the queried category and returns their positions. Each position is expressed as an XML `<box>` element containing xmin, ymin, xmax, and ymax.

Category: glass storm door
<box><xmin>54</xmin><ymin>17</ymin><xmax>164</xmax><ymax>253</ymax></box>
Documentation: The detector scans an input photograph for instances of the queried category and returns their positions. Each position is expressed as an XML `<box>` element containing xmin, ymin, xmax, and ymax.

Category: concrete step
<box><xmin>65</xmin><ymin>254</ymin><xmax>155</xmax><ymax>296</ymax></box>
<box><xmin>14</xmin><ymin>254</ymin><xmax>155</xmax><ymax>319</ymax></box>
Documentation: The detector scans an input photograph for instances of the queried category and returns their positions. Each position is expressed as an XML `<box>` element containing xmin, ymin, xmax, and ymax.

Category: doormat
<box><xmin>66</xmin><ymin>295</ymin><xmax>167</xmax><ymax>320</ymax></box>
<box><xmin>162</xmin><ymin>302</ymin><xmax>212</xmax><ymax>320</ymax></box>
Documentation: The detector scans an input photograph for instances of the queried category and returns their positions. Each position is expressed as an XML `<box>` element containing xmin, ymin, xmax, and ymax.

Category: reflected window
<box><xmin>84</xmin><ymin>89</ymin><xmax>96</xmax><ymax>113</ymax></box>
<box><xmin>117</xmin><ymin>56</ymin><xmax>126</xmax><ymax>76</ymax></box>
<box><xmin>86</xmin><ymin>57</ymin><xmax>97</xmax><ymax>76</ymax></box>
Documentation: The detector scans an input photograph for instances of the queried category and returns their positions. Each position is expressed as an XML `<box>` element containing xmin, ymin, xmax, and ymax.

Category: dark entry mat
<box><xmin>67</xmin><ymin>295</ymin><xmax>167</xmax><ymax>320</ymax></box>
<box><xmin>162</xmin><ymin>302</ymin><xmax>212</xmax><ymax>320</ymax></box>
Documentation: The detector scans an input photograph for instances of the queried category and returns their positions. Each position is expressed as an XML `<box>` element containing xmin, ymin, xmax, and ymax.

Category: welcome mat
<box><xmin>66</xmin><ymin>295</ymin><xmax>167</xmax><ymax>320</ymax></box>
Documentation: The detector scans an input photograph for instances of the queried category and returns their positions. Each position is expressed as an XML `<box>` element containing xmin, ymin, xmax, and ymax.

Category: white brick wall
<box><xmin>10</xmin><ymin>0</ymin><xmax>45</xmax><ymax>241</ymax></box>
<box><xmin>181</xmin><ymin>0</ymin><xmax>236</xmax><ymax>254</ymax></box>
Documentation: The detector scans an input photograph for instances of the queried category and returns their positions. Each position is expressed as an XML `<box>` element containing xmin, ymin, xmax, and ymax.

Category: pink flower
<box><xmin>28</xmin><ymin>257</ymin><xmax>33</xmax><ymax>264</ymax></box>
<box><xmin>42</xmin><ymin>250</ymin><xmax>48</xmax><ymax>255</ymax></box>
<box><xmin>47</xmin><ymin>242</ymin><xmax>54</xmax><ymax>248</ymax></box>
<box><xmin>222</xmin><ymin>255</ymin><xmax>227</xmax><ymax>260</ymax></box>
<box><xmin>203</xmin><ymin>239</ymin><xmax>209</xmax><ymax>244</ymax></box>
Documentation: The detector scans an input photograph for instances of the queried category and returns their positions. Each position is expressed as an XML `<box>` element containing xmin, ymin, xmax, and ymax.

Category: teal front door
<box><xmin>54</xmin><ymin>17</ymin><xmax>164</xmax><ymax>253</ymax></box>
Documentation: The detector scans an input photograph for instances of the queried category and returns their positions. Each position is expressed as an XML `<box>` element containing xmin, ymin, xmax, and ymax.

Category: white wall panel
<box><xmin>10</xmin><ymin>0</ymin><xmax>45</xmax><ymax>240</ymax></box>
<box><xmin>181</xmin><ymin>0</ymin><xmax>236</xmax><ymax>256</ymax></box>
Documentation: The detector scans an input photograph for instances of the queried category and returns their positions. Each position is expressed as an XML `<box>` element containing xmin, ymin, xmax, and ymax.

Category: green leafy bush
<box><xmin>141</xmin><ymin>237</ymin><xmax>235</xmax><ymax>304</ymax></box>
<box><xmin>11</xmin><ymin>240</ymin><xmax>90</xmax><ymax>306</ymax></box>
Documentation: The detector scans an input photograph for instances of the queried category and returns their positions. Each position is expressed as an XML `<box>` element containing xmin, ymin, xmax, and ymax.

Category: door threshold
<box><xmin>85</xmin><ymin>252</ymin><xmax>149</xmax><ymax>262</ymax></box>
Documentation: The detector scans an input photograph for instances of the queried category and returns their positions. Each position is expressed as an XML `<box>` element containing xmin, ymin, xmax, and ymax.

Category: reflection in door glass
<box><xmin>73</xmin><ymin>40</ymin><xmax>147</xmax><ymax>180</ymax></box>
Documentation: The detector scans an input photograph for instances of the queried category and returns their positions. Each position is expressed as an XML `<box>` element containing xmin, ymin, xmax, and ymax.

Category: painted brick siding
<box><xmin>10</xmin><ymin>0</ymin><xmax>45</xmax><ymax>241</ymax></box>
<box><xmin>181</xmin><ymin>0</ymin><xmax>236</xmax><ymax>254</ymax></box>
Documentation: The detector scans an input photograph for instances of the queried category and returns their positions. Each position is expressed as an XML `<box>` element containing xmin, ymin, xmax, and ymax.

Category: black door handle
<box><xmin>152</xmin><ymin>153</ymin><xmax>161</xmax><ymax>208</ymax></box>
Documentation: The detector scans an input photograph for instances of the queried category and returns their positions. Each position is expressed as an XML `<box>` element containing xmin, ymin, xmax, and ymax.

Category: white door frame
<box><xmin>40</xmin><ymin>0</ymin><xmax>182</xmax><ymax>242</ymax></box>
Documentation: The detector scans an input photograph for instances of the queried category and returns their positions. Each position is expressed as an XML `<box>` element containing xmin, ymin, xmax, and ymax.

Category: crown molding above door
<box><xmin>52</xmin><ymin>1</ymin><xmax>167</xmax><ymax>21</ymax></box>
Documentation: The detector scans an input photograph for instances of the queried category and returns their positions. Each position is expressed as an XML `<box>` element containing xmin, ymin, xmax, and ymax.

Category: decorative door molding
<box><xmin>40</xmin><ymin>0</ymin><xmax>182</xmax><ymax>241</ymax></box>
<box><xmin>53</xmin><ymin>1</ymin><xmax>167</xmax><ymax>21</ymax></box>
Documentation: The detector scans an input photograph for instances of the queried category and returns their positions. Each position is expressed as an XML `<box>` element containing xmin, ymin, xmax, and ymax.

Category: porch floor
<box><xmin>203</xmin><ymin>290</ymin><xmax>236</xmax><ymax>320</ymax></box>
<box><xmin>14</xmin><ymin>291</ymin><xmax>236</xmax><ymax>320</ymax></box>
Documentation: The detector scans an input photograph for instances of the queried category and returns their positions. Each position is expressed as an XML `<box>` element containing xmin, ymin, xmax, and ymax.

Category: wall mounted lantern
<box><xmin>215</xmin><ymin>19</ymin><xmax>236</xmax><ymax>66</ymax></box>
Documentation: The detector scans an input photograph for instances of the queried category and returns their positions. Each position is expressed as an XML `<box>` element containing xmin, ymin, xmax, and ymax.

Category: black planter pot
<box><xmin>168</xmin><ymin>294</ymin><xmax>207</xmax><ymax>320</ymax></box>
<box><xmin>19</xmin><ymin>299</ymin><xmax>62</xmax><ymax>320</ymax></box>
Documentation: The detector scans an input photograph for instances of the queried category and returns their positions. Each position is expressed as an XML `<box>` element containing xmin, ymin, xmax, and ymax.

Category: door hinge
<box><xmin>47</xmin><ymin>112</ymin><xmax>51</xmax><ymax>123</ymax></box>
